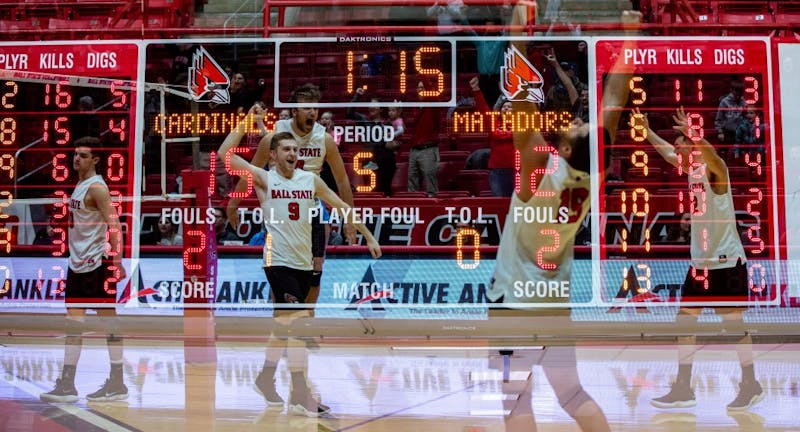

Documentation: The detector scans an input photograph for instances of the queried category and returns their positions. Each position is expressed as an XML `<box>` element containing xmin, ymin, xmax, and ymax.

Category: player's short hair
<box><xmin>271</xmin><ymin>132</ymin><xmax>296</xmax><ymax>151</ymax></box>
<box><xmin>290</xmin><ymin>83</ymin><xmax>321</xmax><ymax>103</ymax></box>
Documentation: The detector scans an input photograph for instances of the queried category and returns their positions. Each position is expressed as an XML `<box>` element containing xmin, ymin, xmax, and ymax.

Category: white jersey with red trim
<box><xmin>274</xmin><ymin>119</ymin><xmax>327</xmax><ymax>175</ymax></box>
<box><xmin>68</xmin><ymin>175</ymin><xmax>108</xmax><ymax>273</ymax></box>
<box><xmin>487</xmin><ymin>154</ymin><xmax>591</xmax><ymax>306</ymax></box>
<box><xmin>260</xmin><ymin>169</ymin><xmax>316</xmax><ymax>270</ymax></box>
<box><xmin>688</xmin><ymin>163</ymin><xmax>746</xmax><ymax>269</ymax></box>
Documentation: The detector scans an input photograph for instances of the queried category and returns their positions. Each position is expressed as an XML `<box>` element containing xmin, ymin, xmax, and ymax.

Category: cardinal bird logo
<box><xmin>500</xmin><ymin>45</ymin><xmax>544</xmax><ymax>103</ymax></box>
<box><xmin>188</xmin><ymin>46</ymin><xmax>230</xmax><ymax>104</ymax></box>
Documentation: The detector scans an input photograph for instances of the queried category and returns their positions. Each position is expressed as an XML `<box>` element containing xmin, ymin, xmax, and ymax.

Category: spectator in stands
<box><xmin>214</xmin><ymin>207</ymin><xmax>240</xmax><ymax>244</ymax></box>
<box><xmin>211</xmin><ymin>72</ymin><xmax>266</xmax><ymax>114</ymax></box>
<box><xmin>575</xmin><ymin>41</ymin><xmax>589</xmax><ymax>87</ymax></box>
<box><xmin>33</xmin><ymin>215</ymin><xmax>60</xmax><ymax>246</ymax></box>
<box><xmin>662</xmin><ymin>212</ymin><xmax>691</xmax><ymax>244</ymax></box>
<box><xmin>715</xmin><ymin>79</ymin><xmax>746</xmax><ymax>145</ymax></box>
<box><xmin>319</xmin><ymin>111</ymin><xmax>341</xmax><ymax>193</ymax></box>
<box><xmin>469</xmin><ymin>77</ymin><xmax>514</xmax><ymax>197</ymax></box>
<box><xmin>249</xmin><ymin>228</ymin><xmax>266</xmax><ymax>246</ymax></box>
<box><xmin>427</xmin><ymin>0</ymin><xmax>470</xmax><ymax>35</ymax></box>
<box><xmin>408</xmin><ymin>80</ymin><xmax>447</xmax><ymax>196</ymax></box>
<box><xmin>156</xmin><ymin>218</ymin><xmax>182</xmax><ymax>246</ymax></box>
<box><xmin>466</xmin><ymin>1</ymin><xmax>528</xmax><ymax>107</ymax></box>
<box><xmin>347</xmin><ymin>88</ymin><xmax>397</xmax><ymax>196</ymax></box>
<box><xmin>734</xmin><ymin>105</ymin><xmax>765</xmax><ymax>158</ymax></box>
<box><xmin>544</xmin><ymin>53</ymin><xmax>585</xmax><ymax>114</ymax></box>
<box><xmin>465</xmin><ymin>148</ymin><xmax>489</xmax><ymax>170</ymax></box>
<box><xmin>319</xmin><ymin>111</ymin><xmax>341</xmax><ymax>147</ymax></box>
<box><xmin>71</xmin><ymin>96</ymin><xmax>99</xmax><ymax>140</ymax></box>
<box><xmin>278</xmin><ymin>109</ymin><xmax>292</xmax><ymax>120</ymax></box>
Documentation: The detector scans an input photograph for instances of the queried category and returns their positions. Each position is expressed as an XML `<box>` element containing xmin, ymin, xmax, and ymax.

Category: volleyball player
<box><xmin>485</xmin><ymin>12</ymin><xmax>641</xmax><ymax>431</ymax></box>
<box><xmin>40</xmin><ymin>136</ymin><xmax>128</xmax><ymax>403</ymax></box>
<box><xmin>227</xmin><ymin>84</ymin><xmax>357</xmax><ymax>305</ymax></box>
<box><xmin>218</xmin><ymin>105</ymin><xmax>381</xmax><ymax>416</ymax></box>
<box><xmin>632</xmin><ymin>107</ymin><xmax>764</xmax><ymax>411</ymax></box>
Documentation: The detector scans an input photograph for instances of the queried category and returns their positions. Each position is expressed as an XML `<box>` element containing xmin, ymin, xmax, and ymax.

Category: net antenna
<box><xmin>144</xmin><ymin>81</ymin><xmax>200</xmax><ymax>198</ymax></box>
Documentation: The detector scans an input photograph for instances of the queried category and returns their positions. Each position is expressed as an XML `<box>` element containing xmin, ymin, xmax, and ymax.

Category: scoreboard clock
<box><xmin>0</xmin><ymin>42</ymin><xmax>138</xmax><ymax>297</ymax></box>
<box><xmin>275</xmin><ymin>37</ymin><xmax>456</xmax><ymax>107</ymax></box>
<box><xmin>595</xmin><ymin>38</ymin><xmax>780</xmax><ymax>305</ymax></box>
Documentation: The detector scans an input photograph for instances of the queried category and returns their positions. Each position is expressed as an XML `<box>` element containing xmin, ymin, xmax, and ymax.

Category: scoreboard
<box><xmin>0</xmin><ymin>36</ymin><xmax>795</xmax><ymax>316</ymax></box>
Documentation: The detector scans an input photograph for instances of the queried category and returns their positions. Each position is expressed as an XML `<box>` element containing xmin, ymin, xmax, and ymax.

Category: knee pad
<box><xmin>556</xmin><ymin>386</ymin><xmax>593</xmax><ymax>416</ymax></box>
<box><xmin>311</xmin><ymin>271</ymin><xmax>322</xmax><ymax>287</ymax></box>
<box><xmin>107</xmin><ymin>334</ymin><xmax>123</xmax><ymax>343</ymax></box>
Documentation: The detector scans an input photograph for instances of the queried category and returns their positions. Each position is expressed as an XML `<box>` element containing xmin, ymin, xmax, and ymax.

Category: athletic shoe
<box><xmin>39</xmin><ymin>379</ymin><xmax>78</xmax><ymax>403</ymax></box>
<box><xmin>364</xmin><ymin>161</ymin><xmax>378</xmax><ymax>170</ymax></box>
<box><xmin>289</xmin><ymin>395</ymin><xmax>331</xmax><ymax>417</ymax></box>
<box><xmin>86</xmin><ymin>379</ymin><xmax>128</xmax><ymax>402</ymax></box>
<box><xmin>650</xmin><ymin>384</ymin><xmax>696</xmax><ymax>409</ymax></box>
<box><xmin>254</xmin><ymin>373</ymin><xmax>284</xmax><ymax>407</ymax></box>
<box><xmin>727</xmin><ymin>381</ymin><xmax>765</xmax><ymax>411</ymax></box>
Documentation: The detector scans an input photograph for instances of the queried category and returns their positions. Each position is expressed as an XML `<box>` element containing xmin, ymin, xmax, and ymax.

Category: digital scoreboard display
<box><xmin>0</xmin><ymin>36</ymin><xmax>793</xmax><ymax>318</ymax></box>
<box><xmin>276</xmin><ymin>38</ymin><xmax>456</xmax><ymax>107</ymax></box>
<box><xmin>0</xmin><ymin>42</ymin><xmax>138</xmax><ymax>301</ymax></box>
<box><xmin>595</xmin><ymin>38</ymin><xmax>780</xmax><ymax>306</ymax></box>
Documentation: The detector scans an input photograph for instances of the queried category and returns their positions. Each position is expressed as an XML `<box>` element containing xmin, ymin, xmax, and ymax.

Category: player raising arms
<box><xmin>485</xmin><ymin>12</ymin><xmax>641</xmax><ymax>431</ymax></box>
<box><xmin>218</xmin><ymin>104</ymin><xmax>381</xmax><ymax>416</ymax></box>
<box><xmin>40</xmin><ymin>136</ymin><xmax>128</xmax><ymax>403</ymax></box>
<box><xmin>227</xmin><ymin>84</ymin><xmax>357</xmax><ymax>304</ymax></box>
<box><xmin>632</xmin><ymin>107</ymin><xmax>763</xmax><ymax>411</ymax></box>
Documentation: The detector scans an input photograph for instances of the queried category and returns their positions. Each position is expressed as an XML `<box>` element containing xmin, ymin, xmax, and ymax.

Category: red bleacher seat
<box><xmin>392</xmin><ymin>191</ymin><xmax>428</xmax><ymax>198</ymax></box>
<box><xmin>391</xmin><ymin>162</ymin><xmax>408</xmax><ymax>193</ymax></box>
<box><xmin>314</xmin><ymin>54</ymin><xmax>343</xmax><ymax>76</ymax></box>
<box><xmin>439</xmin><ymin>150</ymin><xmax>470</xmax><ymax>164</ymax></box>
<box><xmin>456</xmin><ymin>169</ymin><xmax>490</xmax><ymax>196</ymax></box>
<box><xmin>436</xmin><ymin>190</ymin><xmax>470</xmax><ymax>198</ymax></box>
<box><xmin>437</xmin><ymin>161</ymin><xmax>462</xmax><ymax>191</ymax></box>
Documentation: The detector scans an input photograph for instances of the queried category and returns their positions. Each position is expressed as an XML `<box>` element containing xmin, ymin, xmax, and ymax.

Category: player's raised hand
<box><xmin>544</xmin><ymin>51</ymin><xmax>558</xmax><ymax>65</ymax></box>
<box><xmin>469</xmin><ymin>77</ymin><xmax>480</xmax><ymax>92</ymax></box>
<box><xmin>672</xmin><ymin>106</ymin><xmax>692</xmax><ymax>138</ymax></box>
<box><xmin>630</xmin><ymin>107</ymin><xmax>649</xmax><ymax>130</ymax></box>
<box><xmin>366</xmin><ymin>238</ymin><xmax>382</xmax><ymax>259</ymax></box>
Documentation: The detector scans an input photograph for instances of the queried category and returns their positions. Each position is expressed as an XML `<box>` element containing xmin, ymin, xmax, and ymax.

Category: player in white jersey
<box><xmin>40</xmin><ymin>136</ymin><xmax>128</xmax><ymax>404</ymax></box>
<box><xmin>218</xmin><ymin>106</ymin><xmax>381</xmax><ymax>416</ymax></box>
<box><xmin>227</xmin><ymin>83</ymin><xmax>357</xmax><ymax>305</ymax></box>
<box><xmin>633</xmin><ymin>107</ymin><xmax>764</xmax><ymax>411</ymax></box>
<box><xmin>485</xmin><ymin>14</ymin><xmax>641</xmax><ymax>431</ymax></box>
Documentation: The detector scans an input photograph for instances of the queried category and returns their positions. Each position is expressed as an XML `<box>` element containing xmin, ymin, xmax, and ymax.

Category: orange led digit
<box><xmin>536</xmin><ymin>229</ymin><xmax>560</xmax><ymax>271</ymax></box>
<box><xmin>51</xmin><ymin>153</ymin><xmax>69</xmax><ymax>181</ymax></box>
<box><xmin>106</xmin><ymin>153</ymin><xmax>125</xmax><ymax>182</ymax></box>
<box><xmin>183</xmin><ymin>229</ymin><xmax>207</xmax><ymax>271</ymax></box>
<box><xmin>108</xmin><ymin>119</ymin><xmax>126</xmax><ymax>141</ymax></box>
<box><xmin>455</xmin><ymin>227</ymin><xmax>480</xmax><ymax>270</ymax></box>
<box><xmin>225</xmin><ymin>146</ymin><xmax>254</xmax><ymax>198</ymax></box>
<box><xmin>1</xmin><ymin>81</ymin><xmax>17</xmax><ymax>108</ymax></box>
<box><xmin>352</xmin><ymin>151</ymin><xmax>376</xmax><ymax>192</ymax></box>
<box><xmin>415</xmin><ymin>46</ymin><xmax>444</xmax><ymax>97</ymax></box>
<box><xmin>0</xmin><ymin>117</ymin><xmax>16</xmax><ymax>145</ymax></box>
<box><xmin>629</xmin><ymin>76</ymin><xmax>646</xmax><ymax>105</ymax></box>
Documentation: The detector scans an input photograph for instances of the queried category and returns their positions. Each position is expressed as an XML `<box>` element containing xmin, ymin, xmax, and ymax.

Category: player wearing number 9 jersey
<box><xmin>219</xmin><ymin>106</ymin><xmax>381</xmax><ymax>416</ymax></box>
<box><xmin>219</xmin><ymin>122</ymin><xmax>382</xmax><ymax>303</ymax></box>
<box><xmin>228</xmin><ymin>84</ymin><xmax>357</xmax><ymax>302</ymax></box>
